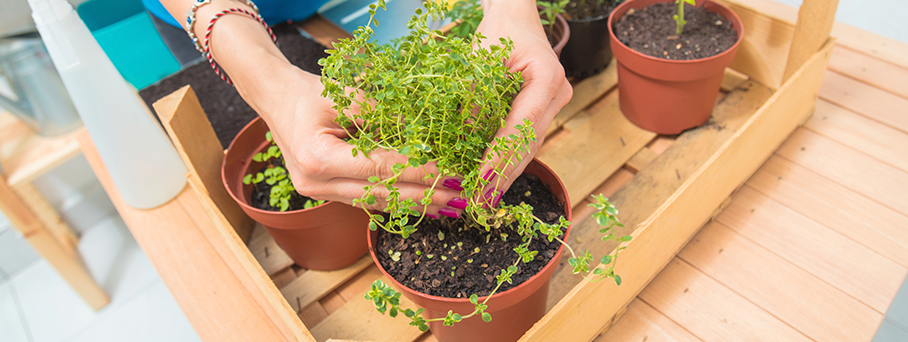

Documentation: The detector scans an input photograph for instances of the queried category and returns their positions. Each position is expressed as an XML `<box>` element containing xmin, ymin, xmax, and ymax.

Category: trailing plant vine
<box><xmin>319</xmin><ymin>0</ymin><xmax>631</xmax><ymax>330</ymax></box>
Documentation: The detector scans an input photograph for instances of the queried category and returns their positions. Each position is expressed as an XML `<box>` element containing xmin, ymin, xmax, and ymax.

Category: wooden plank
<box><xmin>297</xmin><ymin>14</ymin><xmax>353</xmax><ymax>48</ymax></box>
<box><xmin>271</xmin><ymin>268</ymin><xmax>298</xmax><ymax>289</ymax></box>
<box><xmin>717</xmin><ymin>0</ymin><xmax>797</xmax><ymax>89</ymax></box>
<box><xmin>819</xmin><ymin>71</ymin><xmax>908</xmax><ymax>134</ymax></box>
<box><xmin>593</xmin><ymin>299</ymin><xmax>701</xmax><ymax>342</ymax></box>
<box><xmin>747</xmin><ymin>156</ymin><xmax>908</xmax><ymax>268</ymax></box>
<box><xmin>335</xmin><ymin>264</ymin><xmax>384</xmax><ymax>302</ymax></box>
<box><xmin>806</xmin><ymin>99</ymin><xmax>908</xmax><ymax>173</ymax></box>
<box><xmin>154</xmin><ymin>86</ymin><xmax>253</xmax><ymax>242</ymax></box>
<box><xmin>77</xmin><ymin>132</ymin><xmax>303</xmax><ymax>341</ymax></box>
<box><xmin>729</xmin><ymin>0</ymin><xmax>908</xmax><ymax>70</ymax></box>
<box><xmin>828</xmin><ymin>46</ymin><xmax>908</xmax><ymax>100</ymax></box>
<box><xmin>248</xmin><ymin>223</ymin><xmax>295</xmax><ymax>276</ymax></box>
<box><xmin>624</xmin><ymin>147</ymin><xmax>658</xmax><ymax>174</ymax></box>
<box><xmin>639</xmin><ymin>259</ymin><xmax>813</xmax><ymax>342</ymax></box>
<box><xmin>782</xmin><ymin>0</ymin><xmax>840</xmax><ymax>82</ymax></box>
<box><xmin>720</xmin><ymin>68</ymin><xmax>749</xmax><ymax>92</ymax></box>
<box><xmin>299</xmin><ymin>302</ymin><xmax>331</xmax><ymax>328</ymax></box>
<box><xmin>282</xmin><ymin>256</ymin><xmax>373</xmax><ymax>313</ymax></box>
<box><xmin>546</xmin><ymin>61</ymin><xmax>618</xmax><ymax>137</ymax></box>
<box><xmin>320</xmin><ymin>291</ymin><xmax>347</xmax><ymax>313</ymax></box>
<box><xmin>0</xmin><ymin>172</ymin><xmax>108</xmax><ymax>310</ymax></box>
<box><xmin>775</xmin><ymin>128</ymin><xmax>908</xmax><ymax>216</ymax></box>
<box><xmin>311</xmin><ymin>277</ymin><xmax>424</xmax><ymax>342</ymax></box>
<box><xmin>716</xmin><ymin>186</ymin><xmax>906</xmax><ymax>313</ymax></box>
<box><xmin>0</xmin><ymin>112</ymin><xmax>85</xmax><ymax>188</ymax></box>
<box><xmin>546</xmin><ymin>79</ymin><xmax>775</xmax><ymax>308</ymax></box>
<box><xmin>10</xmin><ymin>183</ymin><xmax>79</xmax><ymax>251</ymax></box>
<box><xmin>522</xmin><ymin>39</ymin><xmax>834</xmax><ymax>342</ymax></box>
<box><xmin>680</xmin><ymin>221</ymin><xmax>883</xmax><ymax>340</ymax></box>
<box><xmin>537</xmin><ymin>91</ymin><xmax>656</xmax><ymax>204</ymax></box>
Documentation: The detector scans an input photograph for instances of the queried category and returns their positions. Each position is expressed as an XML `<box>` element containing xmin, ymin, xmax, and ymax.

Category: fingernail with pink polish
<box><xmin>447</xmin><ymin>198</ymin><xmax>468</xmax><ymax>210</ymax></box>
<box><xmin>442</xmin><ymin>178</ymin><xmax>464</xmax><ymax>191</ymax></box>
<box><xmin>438</xmin><ymin>208</ymin><xmax>461</xmax><ymax>219</ymax></box>
<box><xmin>491</xmin><ymin>192</ymin><xmax>504</xmax><ymax>208</ymax></box>
<box><xmin>426</xmin><ymin>213</ymin><xmax>438</xmax><ymax>219</ymax></box>
<box><xmin>482</xmin><ymin>169</ymin><xmax>495</xmax><ymax>182</ymax></box>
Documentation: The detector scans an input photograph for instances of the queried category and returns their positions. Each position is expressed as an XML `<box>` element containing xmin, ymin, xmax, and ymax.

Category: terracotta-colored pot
<box><xmin>543</xmin><ymin>10</ymin><xmax>571</xmax><ymax>57</ymax></box>
<box><xmin>222</xmin><ymin>117</ymin><xmax>368</xmax><ymax>270</ymax></box>
<box><xmin>561</xmin><ymin>11</ymin><xmax>613</xmax><ymax>79</ymax></box>
<box><xmin>609</xmin><ymin>0</ymin><xmax>744</xmax><ymax>134</ymax></box>
<box><xmin>368</xmin><ymin>159</ymin><xmax>571</xmax><ymax>342</ymax></box>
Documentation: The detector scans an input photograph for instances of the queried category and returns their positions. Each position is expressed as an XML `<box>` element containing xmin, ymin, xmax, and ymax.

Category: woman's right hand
<box><xmin>239</xmin><ymin>61</ymin><xmax>466</xmax><ymax>218</ymax></box>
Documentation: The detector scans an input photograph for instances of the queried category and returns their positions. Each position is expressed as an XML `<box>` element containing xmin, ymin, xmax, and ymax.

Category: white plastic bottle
<box><xmin>28</xmin><ymin>0</ymin><xmax>188</xmax><ymax>209</ymax></box>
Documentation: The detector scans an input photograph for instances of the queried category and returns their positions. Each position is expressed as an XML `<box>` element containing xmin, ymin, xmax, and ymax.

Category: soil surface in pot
<box><xmin>375</xmin><ymin>173</ymin><xmax>566</xmax><ymax>299</ymax></box>
<box><xmin>249</xmin><ymin>157</ymin><xmax>323</xmax><ymax>212</ymax></box>
<box><xmin>562</xmin><ymin>0</ymin><xmax>617</xmax><ymax>20</ymax></box>
<box><xmin>614</xmin><ymin>2</ymin><xmax>737</xmax><ymax>60</ymax></box>
<box><xmin>139</xmin><ymin>24</ymin><xmax>328</xmax><ymax>149</ymax></box>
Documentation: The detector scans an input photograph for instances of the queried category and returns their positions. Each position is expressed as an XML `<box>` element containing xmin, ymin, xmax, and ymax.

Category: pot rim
<box><xmin>607</xmin><ymin>0</ymin><xmax>744</xmax><ymax>65</ymax></box>
<box><xmin>368</xmin><ymin>159</ymin><xmax>571</xmax><ymax>305</ymax></box>
<box><xmin>221</xmin><ymin>116</ymin><xmax>331</xmax><ymax>215</ymax></box>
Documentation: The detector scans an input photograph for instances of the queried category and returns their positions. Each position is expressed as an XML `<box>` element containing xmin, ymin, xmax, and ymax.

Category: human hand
<box><xmin>474</xmin><ymin>0</ymin><xmax>573</xmax><ymax>206</ymax></box>
<box><xmin>238</xmin><ymin>62</ymin><xmax>466</xmax><ymax>218</ymax></box>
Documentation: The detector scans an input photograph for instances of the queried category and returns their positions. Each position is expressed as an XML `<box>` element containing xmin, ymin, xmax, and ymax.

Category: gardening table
<box><xmin>79</xmin><ymin>0</ymin><xmax>847</xmax><ymax>340</ymax></box>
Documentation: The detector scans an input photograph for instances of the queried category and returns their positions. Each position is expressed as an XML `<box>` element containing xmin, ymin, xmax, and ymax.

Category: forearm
<box><xmin>157</xmin><ymin>0</ymin><xmax>311</xmax><ymax>123</ymax></box>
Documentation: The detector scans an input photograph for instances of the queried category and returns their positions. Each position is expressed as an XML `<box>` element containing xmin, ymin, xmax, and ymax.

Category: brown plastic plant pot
<box><xmin>222</xmin><ymin>117</ymin><xmax>369</xmax><ymax>271</ymax></box>
<box><xmin>608</xmin><ymin>0</ymin><xmax>744</xmax><ymax>134</ymax></box>
<box><xmin>368</xmin><ymin>159</ymin><xmax>572</xmax><ymax>342</ymax></box>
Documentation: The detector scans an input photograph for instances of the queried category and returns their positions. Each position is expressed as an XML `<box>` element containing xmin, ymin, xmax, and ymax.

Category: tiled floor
<box><xmin>0</xmin><ymin>214</ymin><xmax>200</xmax><ymax>342</ymax></box>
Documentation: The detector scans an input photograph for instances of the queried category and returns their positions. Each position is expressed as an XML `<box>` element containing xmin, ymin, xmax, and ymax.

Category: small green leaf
<box><xmin>482</xmin><ymin>312</ymin><xmax>492</xmax><ymax>322</ymax></box>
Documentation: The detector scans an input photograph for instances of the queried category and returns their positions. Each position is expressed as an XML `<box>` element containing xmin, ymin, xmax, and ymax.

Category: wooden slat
<box><xmin>594</xmin><ymin>299</ymin><xmax>701</xmax><ymax>342</ymax></box>
<box><xmin>727</xmin><ymin>0</ymin><xmax>908</xmax><ymax>70</ymax></box>
<box><xmin>297</xmin><ymin>14</ymin><xmax>353</xmax><ymax>48</ymax></box>
<box><xmin>639</xmin><ymin>259</ymin><xmax>812</xmax><ymax>341</ymax></box>
<box><xmin>335</xmin><ymin>265</ymin><xmax>384</xmax><ymax>302</ymax></box>
<box><xmin>0</xmin><ymin>112</ymin><xmax>85</xmax><ymax>187</ymax></box>
<box><xmin>546</xmin><ymin>79</ymin><xmax>775</xmax><ymax>308</ymax></box>
<box><xmin>320</xmin><ymin>291</ymin><xmax>347</xmax><ymax>313</ymax></box>
<box><xmin>717</xmin><ymin>0</ymin><xmax>797</xmax><ymax>89</ymax></box>
<box><xmin>716</xmin><ymin>186</ymin><xmax>906</xmax><ymax>312</ymax></box>
<box><xmin>154</xmin><ymin>86</ymin><xmax>253</xmax><ymax>242</ymax></box>
<box><xmin>828</xmin><ymin>46</ymin><xmax>908</xmax><ymax>100</ymax></box>
<box><xmin>271</xmin><ymin>268</ymin><xmax>298</xmax><ymax>289</ymax></box>
<box><xmin>720</xmin><ymin>68</ymin><xmax>749</xmax><ymax>92</ymax></box>
<box><xmin>282</xmin><ymin>256</ymin><xmax>373</xmax><ymax>313</ymax></box>
<box><xmin>775</xmin><ymin>128</ymin><xmax>908</xmax><ymax>216</ymax></box>
<box><xmin>782</xmin><ymin>0</ymin><xmax>840</xmax><ymax>82</ymax></box>
<box><xmin>806</xmin><ymin>99</ymin><xmax>908</xmax><ymax>173</ymax></box>
<box><xmin>522</xmin><ymin>39</ymin><xmax>834</xmax><ymax>342</ymax></box>
<box><xmin>819</xmin><ymin>71</ymin><xmax>908</xmax><ymax>134</ymax></box>
<box><xmin>299</xmin><ymin>302</ymin><xmax>331</xmax><ymax>328</ymax></box>
<box><xmin>10</xmin><ymin>183</ymin><xmax>79</xmax><ymax>251</ymax></box>
<box><xmin>248</xmin><ymin>224</ymin><xmax>295</xmax><ymax>276</ymax></box>
<box><xmin>624</xmin><ymin>147</ymin><xmax>658</xmax><ymax>174</ymax></box>
<box><xmin>537</xmin><ymin>91</ymin><xmax>656</xmax><ymax>203</ymax></box>
<box><xmin>748</xmin><ymin>156</ymin><xmax>908</xmax><ymax>268</ymax></box>
<box><xmin>0</xmin><ymin>172</ymin><xmax>108</xmax><ymax>310</ymax></box>
<box><xmin>680</xmin><ymin>221</ymin><xmax>883</xmax><ymax>340</ymax></box>
<box><xmin>546</xmin><ymin>61</ymin><xmax>618</xmax><ymax>137</ymax></box>
<box><xmin>77</xmin><ymin>132</ymin><xmax>302</xmax><ymax>341</ymax></box>
<box><xmin>311</xmin><ymin>277</ymin><xmax>424</xmax><ymax>342</ymax></box>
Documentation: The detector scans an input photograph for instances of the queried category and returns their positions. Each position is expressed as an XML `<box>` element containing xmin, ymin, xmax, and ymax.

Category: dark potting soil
<box><xmin>562</xmin><ymin>0</ymin><xmax>617</xmax><ymax>20</ymax></box>
<box><xmin>613</xmin><ymin>2</ymin><xmax>738</xmax><ymax>60</ymax></box>
<box><xmin>139</xmin><ymin>24</ymin><xmax>328</xmax><ymax>149</ymax></box>
<box><xmin>248</xmin><ymin>156</ymin><xmax>321</xmax><ymax>212</ymax></box>
<box><xmin>375</xmin><ymin>173</ymin><xmax>566</xmax><ymax>299</ymax></box>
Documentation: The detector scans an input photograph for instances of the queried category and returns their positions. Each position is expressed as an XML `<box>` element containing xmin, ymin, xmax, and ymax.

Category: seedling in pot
<box><xmin>538</xmin><ymin>0</ymin><xmax>569</xmax><ymax>30</ymax></box>
<box><xmin>242</xmin><ymin>131</ymin><xmax>326</xmax><ymax>211</ymax></box>
<box><xmin>321</xmin><ymin>0</ymin><xmax>631</xmax><ymax>330</ymax></box>
<box><xmin>674</xmin><ymin>0</ymin><xmax>697</xmax><ymax>35</ymax></box>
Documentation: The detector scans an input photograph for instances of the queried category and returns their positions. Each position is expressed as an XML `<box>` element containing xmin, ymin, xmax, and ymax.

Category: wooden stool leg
<box><xmin>0</xmin><ymin>177</ymin><xmax>109</xmax><ymax>310</ymax></box>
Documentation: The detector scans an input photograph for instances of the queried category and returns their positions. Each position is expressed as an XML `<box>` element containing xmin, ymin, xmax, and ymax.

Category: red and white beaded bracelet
<box><xmin>203</xmin><ymin>7</ymin><xmax>277</xmax><ymax>85</ymax></box>
<box><xmin>185</xmin><ymin>0</ymin><xmax>261</xmax><ymax>53</ymax></box>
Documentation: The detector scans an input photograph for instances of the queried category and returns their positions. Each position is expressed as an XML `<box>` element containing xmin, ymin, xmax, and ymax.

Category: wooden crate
<box><xmin>77</xmin><ymin>0</ymin><xmax>839</xmax><ymax>340</ymax></box>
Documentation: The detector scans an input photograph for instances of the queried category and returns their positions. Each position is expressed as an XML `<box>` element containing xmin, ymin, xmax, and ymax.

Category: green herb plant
<box><xmin>445</xmin><ymin>0</ymin><xmax>483</xmax><ymax>39</ymax></box>
<box><xmin>242</xmin><ymin>131</ymin><xmax>325</xmax><ymax>211</ymax></box>
<box><xmin>319</xmin><ymin>0</ymin><xmax>631</xmax><ymax>332</ymax></box>
<box><xmin>674</xmin><ymin>0</ymin><xmax>697</xmax><ymax>35</ymax></box>
<box><xmin>537</xmin><ymin>0</ymin><xmax>569</xmax><ymax>31</ymax></box>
